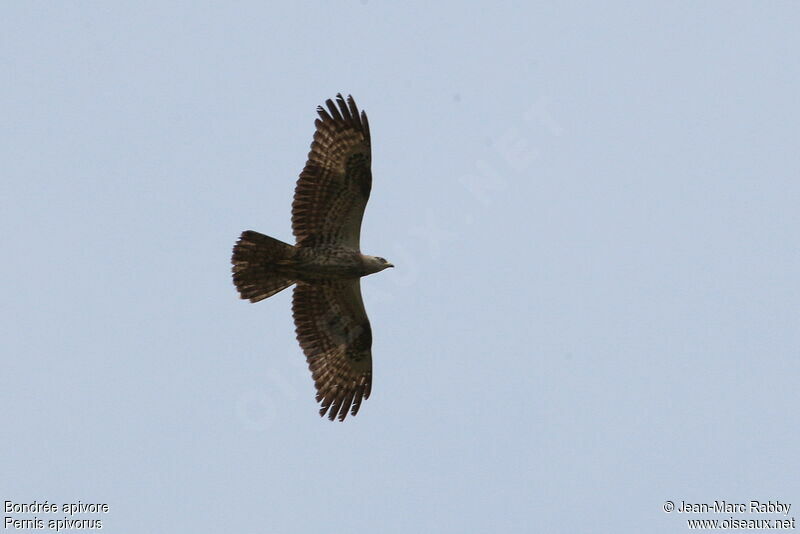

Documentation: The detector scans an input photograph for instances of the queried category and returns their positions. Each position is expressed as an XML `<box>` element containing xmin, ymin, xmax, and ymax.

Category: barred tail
<box><xmin>232</xmin><ymin>230</ymin><xmax>297</xmax><ymax>302</ymax></box>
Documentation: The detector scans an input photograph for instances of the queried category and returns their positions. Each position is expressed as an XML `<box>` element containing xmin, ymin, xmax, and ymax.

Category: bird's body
<box><xmin>231</xmin><ymin>94</ymin><xmax>392</xmax><ymax>421</ymax></box>
<box><xmin>291</xmin><ymin>246</ymin><xmax>386</xmax><ymax>280</ymax></box>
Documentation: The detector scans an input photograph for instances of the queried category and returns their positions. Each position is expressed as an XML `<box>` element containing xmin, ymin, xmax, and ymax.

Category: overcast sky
<box><xmin>2</xmin><ymin>2</ymin><xmax>798</xmax><ymax>533</ymax></box>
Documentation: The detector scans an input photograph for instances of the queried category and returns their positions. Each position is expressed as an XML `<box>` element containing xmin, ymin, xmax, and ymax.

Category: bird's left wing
<box><xmin>291</xmin><ymin>94</ymin><xmax>371</xmax><ymax>250</ymax></box>
<box><xmin>292</xmin><ymin>280</ymin><xmax>373</xmax><ymax>421</ymax></box>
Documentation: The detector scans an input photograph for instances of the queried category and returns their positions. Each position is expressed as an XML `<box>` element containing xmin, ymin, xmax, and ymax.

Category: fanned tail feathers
<box><xmin>232</xmin><ymin>230</ymin><xmax>296</xmax><ymax>302</ymax></box>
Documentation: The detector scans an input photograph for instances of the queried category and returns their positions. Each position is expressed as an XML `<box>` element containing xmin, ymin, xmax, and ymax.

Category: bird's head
<box><xmin>362</xmin><ymin>255</ymin><xmax>394</xmax><ymax>274</ymax></box>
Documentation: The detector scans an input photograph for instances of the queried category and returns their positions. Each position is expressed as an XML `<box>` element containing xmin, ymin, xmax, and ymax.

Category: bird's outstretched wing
<box><xmin>291</xmin><ymin>94</ymin><xmax>371</xmax><ymax>250</ymax></box>
<box><xmin>292</xmin><ymin>280</ymin><xmax>373</xmax><ymax>421</ymax></box>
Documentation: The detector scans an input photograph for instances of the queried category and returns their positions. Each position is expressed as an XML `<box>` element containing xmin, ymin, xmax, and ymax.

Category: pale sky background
<box><xmin>2</xmin><ymin>2</ymin><xmax>799</xmax><ymax>533</ymax></box>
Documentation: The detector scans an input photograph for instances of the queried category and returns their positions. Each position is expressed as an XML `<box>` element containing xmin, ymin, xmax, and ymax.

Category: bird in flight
<box><xmin>232</xmin><ymin>94</ymin><xmax>393</xmax><ymax>421</ymax></box>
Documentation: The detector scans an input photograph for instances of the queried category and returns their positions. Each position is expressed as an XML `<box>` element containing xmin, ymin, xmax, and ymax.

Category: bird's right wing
<box><xmin>291</xmin><ymin>94</ymin><xmax>372</xmax><ymax>250</ymax></box>
<box><xmin>292</xmin><ymin>280</ymin><xmax>373</xmax><ymax>421</ymax></box>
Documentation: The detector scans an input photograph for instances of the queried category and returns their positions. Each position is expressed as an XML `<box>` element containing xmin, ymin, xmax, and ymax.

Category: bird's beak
<box><xmin>387</xmin><ymin>263</ymin><xmax>394</xmax><ymax>268</ymax></box>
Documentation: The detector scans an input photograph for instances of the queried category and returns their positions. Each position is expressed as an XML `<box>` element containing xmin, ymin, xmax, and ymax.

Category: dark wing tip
<box><xmin>325</xmin><ymin>98</ymin><xmax>343</xmax><ymax>121</ymax></box>
<box><xmin>346</xmin><ymin>96</ymin><xmax>359</xmax><ymax>124</ymax></box>
<box><xmin>360</xmin><ymin>110</ymin><xmax>370</xmax><ymax>140</ymax></box>
<box><xmin>315</xmin><ymin>94</ymin><xmax>367</xmax><ymax>134</ymax></box>
<box><xmin>315</xmin><ymin>386</ymin><xmax>365</xmax><ymax>422</ymax></box>
<box><xmin>335</xmin><ymin>93</ymin><xmax>352</xmax><ymax>122</ymax></box>
<box><xmin>316</xmin><ymin>105</ymin><xmax>332</xmax><ymax>122</ymax></box>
